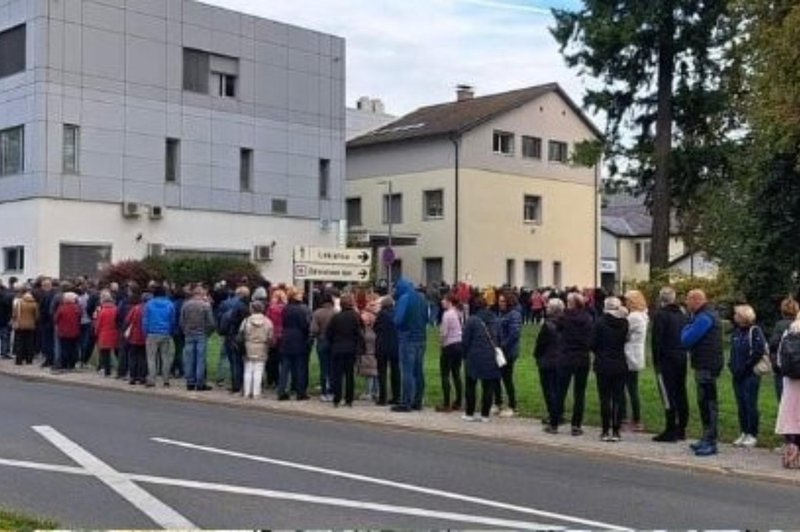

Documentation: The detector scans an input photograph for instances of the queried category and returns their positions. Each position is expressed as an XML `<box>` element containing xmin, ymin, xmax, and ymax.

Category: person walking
<box><xmin>651</xmin><ymin>287</ymin><xmax>690</xmax><ymax>442</ymax></box>
<box><xmin>391</xmin><ymin>278</ymin><xmax>428</xmax><ymax>413</ymax></box>
<box><xmin>124</xmin><ymin>291</ymin><xmax>147</xmax><ymax>385</ymax></box>
<box><xmin>770</xmin><ymin>298</ymin><xmax>799</xmax><ymax>401</ymax></box>
<box><xmin>143</xmin><ymin>285</ymin><xmax>177</xmax><ymax>388</ymax></box>
<box><xmin>437</xmin><ymin>294</ymin><xmax>463</xmax><ymax>412</ymax></box>
<box><xmin>555</xmin><ymin>292</ymin><xmax>595</xmax><ymax>436</ymax></box>
<box><xmin>54</xmin><ymin>292</ymin><xmax>81</xmax><ymax>371</ymax></box>
<box><xmin>775</xmin><ymin>316</ymin><xmax>800</xmax><ymax>468</ymax></box>
<box><xmin>326</xmin><ymin>294</ymin><xmax>363</xmax><ymax>407</ymax></box>
<box><xmin>239</xmin><ymin>300</ymin><xmax>273</xmax><ymax>399</ymax></box>
<box><xmin>460</xmin><ymin>296</ymin><xmax>502</xmax><ymax>422</ymax></box>
<box><xmin>310</xmin><ymin>293</ymin><xmax>336</xmax><ymax>401</ymax></box>
<box><xmin>12</xmin><ymin>289</ymin><xmax>38</xmax><ymax>365</ymax></box>
<box><xmin>729</xmin><ymin>304</ymin><xmax>765</xmax><ymax>448</ymax></box>
<box><xmin>278</xmin><ymin>287</ymin><xmax>311</xmax><ymax>401</ymax></box>
<box><xmin>180</xmin><ymin>286</ymin><xmax>216</xmax><ymax>392</ymax></box>
<box><xmin>622</xmin><ymin>290</ymin><xmax>648</xmax><ymax>431</ymax></box>
<box><xmin>592</xmin><ymin>297</ymin><xmax>630</xmax><ymax>442</ymax></box>
<box><xmin>93</xmin><ymin>290</ymin><xmax>119</xmax><ymax>377</ymax></box>
<box><xmin>536</xmin><ymin>298</ymin><xmax>564</xmax><ymax>433</ymax></box>
<box><xmin>375</xmin><ymin>296</ymin><xmax>400</xmax><ymax>406</ymax></box>
<box><xmin>682</xmin><ymin>289</ymin><xmax>724</xmax><ymax>457</ymax></box>
<box><xmin>495</xmin><ymin>291</ymin><xmax>522</xmax><ymax>417</ymax></box>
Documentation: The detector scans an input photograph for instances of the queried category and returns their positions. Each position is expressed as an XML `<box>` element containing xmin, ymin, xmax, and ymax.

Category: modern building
<box><xmin>346</xmin><ymin>83</ymin><xmax>602</xmax><ymax>288</ymax></box>
<box><xmin>345</xmin><ymin>96</ymin><xmax>394</xmax><ymax>141</ymax></box>
<box><xmin>600</xmin><ymin>193</ymin><xmax>718</xmax><ymax>292</ymax></box>
<box><xmin>0</xmin><ymin>0</ymin><xmax>345</xmax><ymax>282</ymax></box>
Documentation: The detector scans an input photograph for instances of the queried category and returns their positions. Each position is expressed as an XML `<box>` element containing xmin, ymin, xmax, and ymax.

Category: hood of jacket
<box><xmin>395</xmin><ymin>278</ymin><xmax>414</xmax><ymax>298</ymax></box>
<box><xmin>248</xmin><ymin>313</ymin><xmax>267</xmax><ymax>328</ymax></box>
<box><xmin>22</xmin><ymin>293</ymin><xmax>35</xmax><ymax>303</ymax></box>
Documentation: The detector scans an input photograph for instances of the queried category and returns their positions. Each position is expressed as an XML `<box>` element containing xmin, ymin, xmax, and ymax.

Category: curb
<box><xmin>2</xmin><ymin>366</ymin><xmax>797</xmax><ymax>487</ymax></box>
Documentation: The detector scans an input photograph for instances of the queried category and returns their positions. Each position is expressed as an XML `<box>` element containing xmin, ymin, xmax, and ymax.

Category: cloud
<box><xmin>202</xmin><ymin>0</ymin><xmax>596</xmax><ymax>125</ymax></box>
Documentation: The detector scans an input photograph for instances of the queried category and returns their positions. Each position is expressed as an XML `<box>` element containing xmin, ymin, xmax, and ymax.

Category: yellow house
<box><xmin>346</xmin><ymin>83</ymin><xmax>602</xmax><ymax>288</ymax></box>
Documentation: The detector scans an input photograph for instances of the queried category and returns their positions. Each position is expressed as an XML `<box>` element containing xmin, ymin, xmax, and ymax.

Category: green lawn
<box><xmin>0</xmin><ymin>510</ymin><xmax>56</xmax><ymax>531</ymax></box>
<box><xmin>203</xmin><ymin>324</ymin><xmax>779</xmax><ymax>447</ymax></box>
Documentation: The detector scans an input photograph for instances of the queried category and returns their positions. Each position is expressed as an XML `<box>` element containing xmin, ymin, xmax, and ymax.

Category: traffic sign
<box><xmin>382</xmin><ymin>247</ymin><xmax>395</xmax><ymax>265</ymax></box>
<box><xmin>293</xmin><ymin>246</ymin><xmax>371</xmax><ymax>266</ymax></box>
<box><xmin>294</xmin><ymin>262</ymin><xmax>370</xmax><ymax>282</ymax></box>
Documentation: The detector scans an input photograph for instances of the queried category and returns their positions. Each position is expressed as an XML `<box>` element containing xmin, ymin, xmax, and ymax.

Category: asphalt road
<box><xmin>1</xmin><ymin>374</ymin><xmax>798</xmax><ymax>530</ymax></box>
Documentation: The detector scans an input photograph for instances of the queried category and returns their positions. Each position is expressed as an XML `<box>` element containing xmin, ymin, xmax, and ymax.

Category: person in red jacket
<box><xmin>94</xmin><ymin>290</ymin><xmax>119</xmax><ymax>377</ymax></box>
<box><xmin>54</xmin><ymin>292</ymin><xmax>82</xmax><ymax>371</ymax></box>
<box><xmin>124</xmin><ymin>291</ymin><xmax>147</xmax><ymax>385</ymax></box>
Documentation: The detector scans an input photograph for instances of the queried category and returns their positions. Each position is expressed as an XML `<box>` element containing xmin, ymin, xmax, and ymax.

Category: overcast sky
<box><xmin>201</xmin><ymin>0</ymin><xmax>591</xmax><ymax>118</ymax></box>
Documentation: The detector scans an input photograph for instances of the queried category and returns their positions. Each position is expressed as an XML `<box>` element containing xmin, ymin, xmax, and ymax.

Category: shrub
<box><xmin>633</xmin><ymin>270</ymin><xmax>740</xmax><ymax>320</ymax></box>
<box><xmin>101</xmin><ymin>256</ymin><xmax>264</xmax><ymax>288</ymax></box>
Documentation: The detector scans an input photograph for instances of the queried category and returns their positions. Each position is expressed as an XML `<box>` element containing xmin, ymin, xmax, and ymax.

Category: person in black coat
<box><xmin>0</xmin><ymin>283</ymin><xmax>13</xmax><ymax>358</ymax></box>
<box><xmin>535</xmin><ymin>297</ymin><xmax>564</xmax><ymax>432</ymax></box>
<box><xmin>593</xmin><ymin>297</ymin><xmax>630</xmax><ymax>441</ymax></box>
<box><xmin>326</xmin><ymin>294</ymin><xmax>363</xmax><ymax>407</ymax></box>
<box><xmin>460</xmin><ymin>296</ymin><xmax>501</xmax><ymax>421</ymax></box>
<box><xmin>374</xmin><ymin>296</ymin><xmax>400</xmax><ymax>405</ymax></box>
<box><xmin>555</xmin><ymin>292</ymin><xmax>595</xmax><ymax>436</ymax></box>
<box><xmin>225</xmin><ymin>286</ymin><xmax>251</xmax><ymax>394</ymax></box>
<box><xmin>651</xmin><ymin>286</ymin><xmax>690</xmax><ymax>442</ymax></box>
<box><xmin>278</xmin><ymin>287</ymin><xmax>312</xmax><ymax>401</ymax></box>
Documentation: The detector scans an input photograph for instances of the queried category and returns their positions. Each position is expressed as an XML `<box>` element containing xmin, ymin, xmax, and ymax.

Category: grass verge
<box><xmin>0</xmin><ymin>509</ymin><xmax>57</xmax><ymax>531</ymax></box>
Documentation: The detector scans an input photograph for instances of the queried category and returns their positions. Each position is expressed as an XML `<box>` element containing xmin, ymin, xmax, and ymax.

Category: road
<box><xmin>0</xmin><ymin>374</ymin><xmax>797</xmax><ymax>530</ymax></box>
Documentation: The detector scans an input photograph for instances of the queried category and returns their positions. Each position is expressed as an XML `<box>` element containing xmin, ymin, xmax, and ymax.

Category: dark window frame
<box><xmin>3</xmin><ymin>245</ymin><xmax>24</xmax><ymax>273</ymax></box>
<box><xmin>0</xmin><ymin>24</ymin><xmax>26</xmax><ymax>80</ymax></box>
<box><xmin>522</xmin><ymin>135</ymin><xmax>542</xmax><ymax>159</ymax></box>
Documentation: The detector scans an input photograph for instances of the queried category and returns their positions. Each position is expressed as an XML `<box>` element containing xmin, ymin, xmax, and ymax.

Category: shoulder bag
<box><xmin>751</xmin><ymin>326</ymin><xmax>773</xmax><ymax>376</ymax></box>
<box><xmin>479</xmin><ymin>318</ymin><xmax>506</xmax><ymax>368</ymax></box>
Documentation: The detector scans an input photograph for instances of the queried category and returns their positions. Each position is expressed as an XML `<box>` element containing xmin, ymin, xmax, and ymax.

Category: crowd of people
<box><xmin>2</xmin><ymin>274</ymin><xmax>800</xmax><ymax>467</ymax></box>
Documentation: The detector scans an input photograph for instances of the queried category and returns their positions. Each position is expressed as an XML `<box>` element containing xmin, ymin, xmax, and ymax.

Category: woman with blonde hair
<box><xmin>729</xmin><ymin>303</ymin><xmax>766</xmax><ymax>448</ymax></box>
<box><xmin>622</xmin><ymin>289</ymin><xmax>647</xmax><ymax>431</ymax></box>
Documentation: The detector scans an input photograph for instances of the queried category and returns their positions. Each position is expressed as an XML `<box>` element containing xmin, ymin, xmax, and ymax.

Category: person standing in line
<box><xmin>12</xmin><ymin>289</ymin><xmax>38</xmax><ymax>365</ymax></box>
<box><xmin>770</xmin><ymin>298</ymin><xmax>799</xmax><ymax>401</ymax></box>
<box><xmin>180</xmin><ymin>286</ymin><xmax>216</xmax><ymax>392</ymax></box>
<box><xmin>359</xmin><ymin>303</ymin><xmax>379</xmax><ymax>401</ymax></box>
<box><xmin>555</xmin><ymin>292</ymin><xmax>595</xmax><ymax>436</ymax></box>
<box><xmin>621</xmin><ymin>290</ymin><xmax>649</xmax><ymax>432</ymax></box>
<box><xmin>93</xmin><ymin>290</ymin><xmax>119</xmax><ymax>377</ymax></box>
<box><xmin>240</xmin><ymin>300</ymin><xmax>273</xmax><ymax>399</ymax></box>
<box><xmin>436</xmin><ymin>294</ymin><xmax>463</xmax><ymax>413</ymax></box>
<box><xmin>53</xmin><ymin>291</ymin><xmax>81</xmax><ymax>372</ymax></box>
<box><xmin>143</xmin><ymin>284</ymin><xmax>177</xmax><ymax>388</ymax></box>
<box><xmin>495</xmin><ymin>291</ymin><xmax>522</xmax><ymax>417</ymax></box>
<box><xmin>775</xmin><ymin>316</ymin><xmax>800</xmax><ymax>468</ymax></box>
<box><xmin>374</xmin><ymin>296</ymin><xmax>400</xmax><ymax>406</ymax></box>
<box><xmin>460</xmin><ymin>296</ymin><xmax>502</xmax><ymax>423</ymax></box>
<box><xmin>682</xmin><ymin>289</ymin><xmax>725</xmax><ymax>457</ymax></box>
<box><xmin>729</xmin><ymin>304</ymin><xmax>765</xmax><ymax>448</ymax></box>
<box><xmin>310</xmin><ymin>292</ymin><xmax>336</xmax><ymax>402</ymax></box>
<box><xmin>124</xmin><ymin>291</ymin><xmax>147</xmax><ymax>385</ymax></box>
<box><xmin>536</xmin><ymin>298</ymin><xmax>564</xmax><ymax>433</ymax></box>
<box><xmin>38</xmin><ymin>279</ymin><xmax>56</xmax><ymax>367</ymax></box>
<box><xmin>0</xmin><ymin>282</ymin><xmax>13</xmax><ymax>359</ymax></box>
<box><xmin>278</xmin><ymin>287</ymin><xmax>311</xmax><ymax>401</ymax></box>
<box><xmin>592</xmin><ymin>297</ymin><xmax>630</xmax><ymax>442</ymax></box>
<box><xmin>265</xmin><ymin>289</ymin><xmax>286</xmax><ymax>389</ymax></box>
<box><xmin>225</xmin><ymin>285</ymin><xmax>251</xmax><ymax>394</ymax></box>
<box><xmin>391</xmin><ymin>278</ymin><xmax>428</xmax><ymax>413</ymax></box>
<box><xmin>651</xmin><ymin>287</ymin><xmax>690</xmax><ymax>442</ymax></box>
<box><xmin>326</xmin><ymin>294</ymin><xmax>363</xmax><ymax>408</ymax></box>
<box><xmin>531</xmin><ymin>290</ymin><xmax>546</xmax><ymax>326</ymax></box>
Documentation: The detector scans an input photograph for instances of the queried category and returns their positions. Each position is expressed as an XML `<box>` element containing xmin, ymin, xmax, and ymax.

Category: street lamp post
<box><xmin>378</xmin><ymin>180</ymin><xmax>394</xmax><ymax>287</ymax></box>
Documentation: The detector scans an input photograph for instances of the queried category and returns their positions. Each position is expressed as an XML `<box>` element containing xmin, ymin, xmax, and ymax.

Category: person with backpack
<box><xmin>729</xmin><ymin>304</ymin><xmax>767</xmax><ymax>448</ymax></box>
<box><xmin>770</xmin><ymin>298</ymin><xmax>799</xmax><ymax>401</ymax></box>
<box><xmin>776</xmin><ymin>315</ymin><xmax>800</xmax><ymax>468</ymax></box>
<box><xmin>239</xmin><ymin>300</ymin><xmax>274</xmax><ymax>399</ymax></box>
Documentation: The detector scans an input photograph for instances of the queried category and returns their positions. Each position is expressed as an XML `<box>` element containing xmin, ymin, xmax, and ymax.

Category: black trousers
<box><xmin>171</xmin><ymin>334</ymin><xmax>184</xmax><ymax>377</ymax></box>
<box><xmin>266</xmin><ymin>344</ymin><xmax>281</xmax><ymax>386</ymax></box>
<box><xmin>465</xmin><ymin>376</ymin><xmax>497</xmax><ymax>418</ymax></box>
<box><xmin>596</xmin><ymin>372</ymin><xmax>625</xmax><ymax>434</ymax></box>
<box><xmin>331</xmin><ymin>354</ymin><xmax>355</xmax><ymax>405</ymax></box>
<box><xmin>696</xmin><ymin>370</ymin><xmax>719</xmax><ymax>444</ymax></box>
<box><xmin>377</xmin><ymin>351</ymin><xmax>400</xmax><ymax>404</ymax></box>
<box><xmin>556</xmin><ymin>365</ymin><xmax>589</xmax><ymax>428</ymax></box>
<box><xmin>620</xmin><ymin>370</ymin><xmax>641</xmax><ymax>423</ymax></box>
<box><xmin>657</xmin><ymin>357</ymin><xmax>689</xmax><ymax>434</ymax></box>
<box><xmin>98</xmin><ymin>348</ymin><xmax>115</xmax><ymax>376</ymax></box>
<box><xmin>117</xmin><ymin>340</ymin><xmax>129</xmax><ymax>378</ymax></box>
<box><xmin>59</xmin><ymin>338</ymin><xmax>79</xmax><ymax>370</ymax></box>
<box><xmin>14</xmin><ymin>330</ymin><xmax>35</xmax><ymax>365</ymax></box>
<box><xmin>538</xmin><ymin>366</ymin><xmax>559</xmax><ymax>426</ymax></box>
<box><xmin>128</xmin><ymin>344</ymin><xmax>147</xmax><ymax>383</ymax></box>
<box><xmin>440</xmin><ymin>343</ymin><xmax>463</xmax><ymax>407</ymax></box>
<box><xmin>495</xmin><ymin>358</ymin><xmax>517</xmax><ymax>409</ymax></box>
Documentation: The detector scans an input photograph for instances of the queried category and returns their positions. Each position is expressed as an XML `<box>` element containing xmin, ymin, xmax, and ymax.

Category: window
<box><xmin>0</xmin><ymin>25</ymin><xmax>25</xmax><ymax>80</ymax></box>
<box><xmin>522</xmin><ymin>136</ymin><xmax>542</xmax><ymax>159</ymax></box>
<box><xmin>59</xmin><ymin>244</ymin><xmax>111</xmax><ymax>279</ymax></box>
<box><xmin>492</xmin><ymin>131</ymin><xmax>514</xmax><ymax>155</ymax></box>
<box><xmin>3</xmin><ymin>246</ymin><xmax>24</xmax><ymax>272</ymax></box>
<box><xmin>635</xmin><ymin>241</ymin><xmax>651</xmax><ymax>264</ymax></box>
<box><xmin>553</xmin><ymin>261</ymin><xmax>563</xmax><ymax>288</ymax></box>
<box><xmin>215</xmin><ymin>73</ymin><xmax>237</xmax><ymax>98</ymax></box>
<box><xmin>183</xmin><ymin>48</ymin><xmax>209</xmax><ymax>93</ymax></box>
<box><xmin>523</xmin><ymin>195</ymin><xmax>542</xmax><ymax>224</ymax></box>
<box><xmin>240</xmin><ymin>148</ymin><xmax>253</xmax><ymax>192</ymax></box>
<box><xmin>548</xmin><ymin>140</ymin><xmax>569</xmax><ymax>163</ymax></box>
<box><xmin>165</xmin><ymin>138</ymin><xmax>180</xmax><ymax>183</ymax></box>
<box><xmin>346</xmin><ymin>197</ymin><xmax>362</xmax><ymax>227</ymax></box>
<box><xmin>424</xmin><ymin>258</ymin><xmax>444</xmax><ymax>286</ymax></box>
<box><xmin>271</xmin><ymin>198</ymin><xmax>287</xmax><ymax>215</ymax></box>
<box><xmin>62</xmin><ymin>124</ymin><xmax>79</xmax><ymax>174</ymax></box>
<box><xmin>423</xmin><ymin>189</ymin><xmax>444</xmax><ymax>219</ymax></box>
<box><xmin>0</xmin><ymin>125</ymin><xmax>23</xmax><ymax>176</ymax></box>
<box><xmin>183</xmin><ymin>48</ymin><xmax>238</xmax><ymax>98</ymax></box>
<box><xmin>382</xmin><ymin>193</ymin><xmax>402</xmax><ymax>224</ymax></box>
<box><xmin>319</xmin><ymin>158</ymin><xmax>330</xmax><ymax>199</ymax></box>
<box><xmin>506</xmin><ymin>259</ymin><xmax>516</xmax><ymax>286</ymax></box>
<box><xmin>524</xmin><ymin>261</ymin><xmax>541</xmax><ymax>288</ymax></box>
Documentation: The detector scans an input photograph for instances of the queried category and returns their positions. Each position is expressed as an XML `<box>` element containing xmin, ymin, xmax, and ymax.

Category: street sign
<box><xmin>293</xmin><ymin>246</ymin><xmax>371</xmax><ymax>266</ymax></box>
<box><xmin>294</xmin><ymin>262</ymin><xmax>370</xmax><ymax>282</ymax></box>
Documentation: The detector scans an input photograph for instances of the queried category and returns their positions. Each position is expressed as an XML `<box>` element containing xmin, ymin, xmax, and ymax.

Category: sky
<box><xmin>201</xmin><ymin>0</ymin><xmax>592</xmax><ymax>118</ymax></box>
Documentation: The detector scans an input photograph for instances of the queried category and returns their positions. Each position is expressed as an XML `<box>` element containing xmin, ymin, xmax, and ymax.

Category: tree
<box><xmin>551</xmin><ymin>1</ymin><xmax>734</xmax><ymax>279</ymax></box>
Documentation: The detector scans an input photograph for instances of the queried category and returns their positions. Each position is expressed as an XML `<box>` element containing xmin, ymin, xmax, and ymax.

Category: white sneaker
<box><xmin>733</xmin><ymin>433</ymin><xmax>746</xmax><ymax>447</ymax></box>
<box><xmin>490</xmin><ymin>405</ymin><xmax>500</xmax><ymax>416</ymax></box>
<box><xmin>742</xmin><ymin>434</ymin><xmax>758</xmax><ymax>448</ymax></box>
<box><xmin>499</xmin><ymin>407</ymin><xmax>515</xmax><ymax>418</ymax></box>
<box><xmin>461</xmin><ymin>414</ymin><xmax>477</xmax><ymax>422</ymax></box>
<box><xmin>479</xmin><ymin>416</ymin><xmax>490</xmax><ymax>423</ymax></box>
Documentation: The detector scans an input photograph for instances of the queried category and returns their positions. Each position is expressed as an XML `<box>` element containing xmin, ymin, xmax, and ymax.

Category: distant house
<box><xmin>346</xmin><ymin>97</ymin><xmax>396</xmax><ymax>141</ymax></box>
<box><xmin>600</xmin><ymin>194</ymin><xmax>718</xmax><ymax>292</ymax></box>
<box><xmin>346</xmin><ymin>83</ymin><xmax>602</xmax><ymax>288</ymax></box>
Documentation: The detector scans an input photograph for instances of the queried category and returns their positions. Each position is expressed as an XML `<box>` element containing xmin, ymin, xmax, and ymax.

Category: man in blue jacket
<box><xmin>143</xmin><ymin>284</ymin><xmax>177</xmax><ymax>388</ymax></box>
<box><xmin>681</xmin><ymin>289</ymin><xmax>724</xmax><ymax>456</ymax></box>
<box><xmin>391</xmin><ymin>278</ymin><xmax>428</xmax><ymax>412</ymax></box>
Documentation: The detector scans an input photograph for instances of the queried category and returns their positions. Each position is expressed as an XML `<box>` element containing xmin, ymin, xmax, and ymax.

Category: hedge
<box><xmin>100</xmin><ymin>256</ymin><xmax>265</xmax><ymax>288</ymax></box>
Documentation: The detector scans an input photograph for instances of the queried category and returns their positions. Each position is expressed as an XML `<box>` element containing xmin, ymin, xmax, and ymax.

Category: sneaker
<box><xmin>499</xmin><ymin>408</ymin><xmax>516</xmax><ymax>418</ymax></box>
<box><xmin>196</xmin><ymin>385</ymin><xmax>212</xmax><ymax>392</ymax></box>
<box><xmin>611</xmin><ymin>431</ymin><xmax>622</xmax><ymax>442</ymax></box>
<box><xmin>277</xmin><ymin>393</ymin><xmax>290</xmax><ymax>401</ymax></box>
<box><xmin>694</xmin><ymin>442</ymin><xmax>718</xmax><ymax>457</ymax></box>
<box><xmin>544</xmin><ymin>426</ymin><xmax>558</xmax><ymax>435</ymax></box>
<box><xmin>461</xmin><ymin>414</ymin><xmax>478</xmax><ymax>422</ymax></box>
<box><xmin>601</xmin><ymin>432</ymin><xmax>612</xmax><ymax>442</ymax></box>
<box><xmin>653</xmin><ymin>431</ymin><xmax>678</xmax><ymax>443</ymax></box>
<box><xmin>187</xmin><ymin>384</ymin><xmax>196</xmax><ymax>391</ymax></box>
<box><xmin>742</xmin><ymin>434</ymin><xmax>758</xmax><ymax>448</ymax></box>
<box><xmin>571</xmin><ymin>426</ymin><xmax>583</xmax><ymax>437</ymax></box>
<box><xmin>690</xmin><ymin>440</ymin><xmax>706</xmax><ymax>451</ymax></box>
<box><xmin>391</xmin><ymin>405</ymin><xmax>412</xmax><ymax>413</ymax></box>
<box><xmin>733</xmin><ymin>433</ymin><xmax>746</xmax><ymax>447</ymax></box>
<box><xmin>479</xmin><ymin>416</ymin><xmax>490</xmax><ymax>423</ymax></box>
<box><xmin>490</xmin><ymin>405</ymin><xmax>501</xmax><ymax>416</ymax></box>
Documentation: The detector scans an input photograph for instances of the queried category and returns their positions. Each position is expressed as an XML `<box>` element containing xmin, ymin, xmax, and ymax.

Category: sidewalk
<box><xmin>1</xmin><ymin>359</ymin><xmax>796</xmax><ymax>486</ymax></box>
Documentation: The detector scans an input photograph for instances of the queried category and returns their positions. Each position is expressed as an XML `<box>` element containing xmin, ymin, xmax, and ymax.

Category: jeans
<box><xmin>556</xmin><ymin>365</ymin><xmax>589</xmax><ymax>428</ymax></box>
<box><xmin>657</xmin><ymin>358</ymin><xmax>689</xmax><ymax>435</ymax></box>
<box><xmin>620</xmin><ymin>370</ymin><xmax>641</xmax><ymax>423</ymax></box>
<box><xmin>399</xmin><ymin>338</ymin><xmax>425</xmax><ymax>409</ymax></box>
<box><xmin>597</xmin><ymin>373</ymin><xmax>625</xmax><ymax>434</ymax></box>
<box><xmin>440</xmin><ymin>343</ymin><xmax>463</xmax><ymax>407</ymax></box>
<box><xmin>331</xmin><ymin>354</ymin><xmax>355</xmax><ymax>405</ymax></box>
<box><xmin>538</xmin><ymin>367</ymin><xmax>560</xmax><ymax>427</ymax></box>
<box><xmin>377</xmin><ymin>351</ymin><xmax>401</xmax><ymax>404</ymax></box>
<box><xmin>243</xmin><ymin>359</ymin><xmax>265</xmax><ymax>398</ymax></box>
<box><xmin>183</xmin><ymin>335</ymin><xmax>208</xmax><ymax>387</ymax></box>
<box><xmin>695</xmin><ymin>370</ymin><xmax>719</xmax><ymax>444</ymax></box>
<box><xmin>0</xmin><ymin>325</ymin><xmax>10</xmax><ymax>356</ymax></box>
<box><xmin>79</xmin><ymin>323</ymin><xmax>94</xmax><ymax>364</ymax></box>
<box><xmin>59</xmin><ymin>338</ymin><xmax>78</xmax><ymax>370</ymax></box>
<box><xmin>465</xmin><ymin>376</ymin><xmax>497</xmax><ymax>418</ymax></box>
<box><xmin>41</xmin><ymin>323</ymin><xmax>55</xmax><ymax>364</ymax></box>
<box><xmin>226</xmin><ymin>337</ymin><xmax>244</xmax><ymax>392</ymax></box>
<box><xmin>495</xmin><ymin>357</ymin><xmax>517</xmax><ymax>410</ymax></box>
<box><xmin>128</xmin><ymin>344</ymin><xmax>147</xmax><ymax>383</ymax></box>
<box><xmin>146</xmin><ymin>334</ymin><xmax>174</xmax><ymax>385</ymax></box>
<box><xmin>317</xmin><ymin>340</ymin><xmax>332</xmax><ymax>396</ymax></box>
<box><xmin>733</xmin><ymin>372</ymin><xmax>761</xmax><ymax>436</ymax></box>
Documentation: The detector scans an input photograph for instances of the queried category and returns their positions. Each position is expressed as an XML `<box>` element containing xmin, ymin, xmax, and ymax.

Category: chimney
<box><xmin>356</xmin><ymin>96</ymin><xmax>371</xmax><ymax>110</ymax></box>
<box><xmin>456</xmin><ymin>84</ymin><xmax>475</xmax><ymax>102</ymax></box>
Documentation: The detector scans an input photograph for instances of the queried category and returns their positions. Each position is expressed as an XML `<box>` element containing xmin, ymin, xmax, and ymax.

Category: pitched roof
<box><xmin>601</xmin><ymin>193</ymin><xmax>680</xmax><ymax>238</ymax></box>
<box><xmin>347</xmin><ymin>83</ymin><xmax>602</xmax><ymax>149</ymax></box>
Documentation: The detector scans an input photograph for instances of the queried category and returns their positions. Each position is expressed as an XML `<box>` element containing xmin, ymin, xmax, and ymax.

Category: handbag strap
<box><xmin>479</xmin><ymin>318</ymin><xmax>497</xmax><ymax>349</ymax></box>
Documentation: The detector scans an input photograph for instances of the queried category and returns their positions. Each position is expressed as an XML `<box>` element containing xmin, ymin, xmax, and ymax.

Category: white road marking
<box><xmin>152</xmin><ymin>436</ymin><xmax>630</xmax><ymax>531</ymax></box>
<box><xmin>0</xmin><ymin>457</ymin><xmax>90</xmax><ymax>476</ymax></box>
<box><xmin>33</xmin><ymin>425</ymin><xmax>196</xmax><ymax>530</ymax></box>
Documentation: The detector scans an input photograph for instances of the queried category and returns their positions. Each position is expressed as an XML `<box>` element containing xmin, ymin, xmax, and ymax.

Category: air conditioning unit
<box><xmin>253</xmin><ymin>245</ymin><xmax>274</xmax><ymax>262</ymax></box>
<box><xmin>149</xmin><ymin>205</ymin><xmax>164</xmax><ymax>220</ymax></box>
<box><xmin>147</xmin><ymin>243</ymin><xmax>166</xmax><ymax>257</ymax></box>
<box><xmin>122</xmin><ymin>202</ymin><xmax>141</xmax><ymax>218</ymax></box>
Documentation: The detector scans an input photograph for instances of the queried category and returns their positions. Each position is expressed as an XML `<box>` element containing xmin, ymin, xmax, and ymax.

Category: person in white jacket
<box><xmin>239</xmin><ymin>300</ymin><xmax>274</xmax><ymax>399</ymax></box>
<box><xmin>623</xmin><ymin>290</ymin><xmax>649</xmax><ymax>431</ymax></box>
